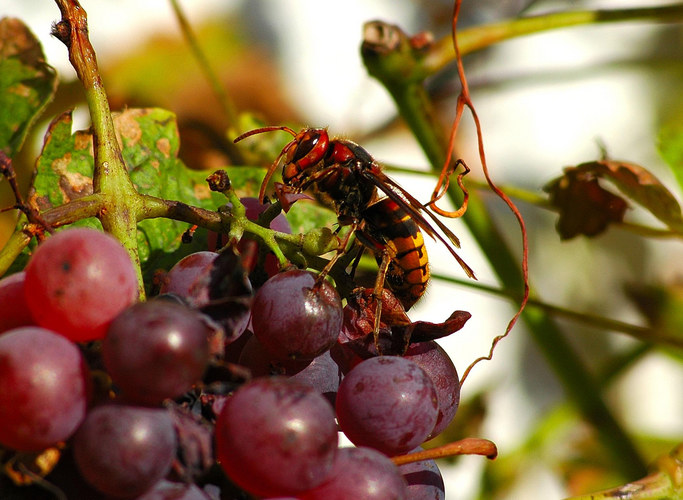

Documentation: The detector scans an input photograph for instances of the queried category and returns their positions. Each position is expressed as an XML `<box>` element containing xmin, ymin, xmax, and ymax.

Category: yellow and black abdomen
<box><xmin>361</xmin><ymin>198</ymin><xmax>429</xmax><ymax>310</ymax></box>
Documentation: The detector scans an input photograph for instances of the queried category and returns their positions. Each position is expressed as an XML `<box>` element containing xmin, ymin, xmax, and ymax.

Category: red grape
<box><xmin>103</xmin><ymin>300</ymin><xmax>211</xmax><ymax>405</ymax></box>
<box><xmin>251</xmin><ymin>270</ymin><xmax>342</xmax><ymax>361</ymax></box>
<box><xmin>299</xmin><ymin>447</ymin><xmax>408</xmax><ymax>499</ymax></box>
<box><xmin>215</xmin><ymin>377</ymin><xmax>337</xmax><ymax>497</ymax></box>
<box><xmin>0</xmin><ymin>271</ymin><xmax>34</xmax><ymax>333</ymax></box>
<box><xmin>24</xmin><ymin>227</ymin><xmax>139</xmax><ymax>342</ymax></box>
<box><xmin>73</xmin><ymin>404</ymin><xmax>177</xmax><ymax>498</ymax></box>
<box><xmin>335</xmin><ymin>356</ymin><xmax>438</xmax><ymax>456</ymax></box>
<box><xmin>0</xmin><ymin>327</ymin><xmax>89</xmax><ymax>451</ymax></box>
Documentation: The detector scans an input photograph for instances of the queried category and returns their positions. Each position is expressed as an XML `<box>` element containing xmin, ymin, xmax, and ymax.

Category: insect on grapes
<box><xmin>235</xmin><ymin>126</ymin><xmax>475</xmax><ymax>340</ymax></box>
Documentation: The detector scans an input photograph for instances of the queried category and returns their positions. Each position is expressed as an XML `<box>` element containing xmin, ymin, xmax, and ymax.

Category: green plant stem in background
<box><xmin>361</xmin><ymin>7</ymin><xmax>663</xmax><ymax>478</ymax></box>
<box><xmin>425</xmin><ymin>5</ymin><xmax>683</xmax><ymax>78</ymax></box>
<box><xmin>427</xmin><ymin>272</ymin><xmax>668</xmax><ymax>346</ymax></box>
<box><xmin>384</xmin><ymin>165</ymin><xmax>683</xmax><ymax>239</ymax></box>
<box><xmin>566</xmin><ymin>444</ymin><xmax>683</xmax><ymax>500</ymax></box>
<box><xmin>168</xmin><ymin>0</ymin><xmax>243</xmax><ymax>163</ymax></box>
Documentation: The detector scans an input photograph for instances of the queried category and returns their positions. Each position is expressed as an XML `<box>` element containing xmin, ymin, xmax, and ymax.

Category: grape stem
<box><xmin>391</xmin><ymin>438</ymin><xmax>498</xmax><ymax>466</ymax></box>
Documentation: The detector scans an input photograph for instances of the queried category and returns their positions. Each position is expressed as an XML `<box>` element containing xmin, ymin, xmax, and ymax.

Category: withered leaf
<box><xmin>545</xmin><ymin>166</ymin><xmax>628</xmax><ymax>239</ymax></box>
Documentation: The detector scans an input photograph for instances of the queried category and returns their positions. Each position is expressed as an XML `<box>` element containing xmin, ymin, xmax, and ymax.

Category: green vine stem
<box><xmin>52</xmin><ymin>0</ymin><xmax>144</xmax><ymax>294</ymax></box>
<box><xmin>421</xmin><ymin>5</ymin><xmax>683</xmax><ymax>78</ymax></box>
<box><xmin>565</xmin><ymin>444</ymin><xmax>683</xmax><ymax>500</ymax></box>
<box><xmin>383</xmin><ymin>165</ymin><xmax>683</xmax><ymax>239</ymax></box>
<box><xmin>361</xmin><ymin>9</ymin><xmax>660</xmax><ymax>478</ymax></box>
<box><xmin>426</xmin><ymin>271</ymin><xmax>681</xmax><ymax>348</ymax></box>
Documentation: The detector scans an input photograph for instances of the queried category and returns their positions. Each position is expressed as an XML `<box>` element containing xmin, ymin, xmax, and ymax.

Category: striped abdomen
<box><xmin>361</xmin><ymin>198</ymin><xmax>430</xmax><ymax>310</ymax></box>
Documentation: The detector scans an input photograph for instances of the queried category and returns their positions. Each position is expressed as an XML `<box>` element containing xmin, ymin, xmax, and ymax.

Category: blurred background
<box><xmin>4</xmin><ymin>0</ymin><xmax>683</xmax><ymax>498</ymax></box>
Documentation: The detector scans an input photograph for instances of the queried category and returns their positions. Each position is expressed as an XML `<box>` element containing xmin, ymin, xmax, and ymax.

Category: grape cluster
<box><xmin>0</xmin><ymin>198</ymin><xmax>462</xmax><ymax>499</ymax></box>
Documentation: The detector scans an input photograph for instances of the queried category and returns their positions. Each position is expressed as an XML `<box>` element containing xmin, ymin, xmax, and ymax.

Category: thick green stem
<box><xmin>0</xmin><ymin>229</ymin><xmax>32</xmax><ymax>275</ymax></box>
<box><xmin>362</xmin><ymin>13</ymin><xmax>650</xmax><ymax>478</ymax></box>
<box><xmin>54</xmin><ymin>0</ymin><xmax>146</xmax><ymax>296</ymax></box>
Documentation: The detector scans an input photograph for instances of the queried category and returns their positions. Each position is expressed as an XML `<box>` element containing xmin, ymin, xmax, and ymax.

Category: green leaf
<box><xmin>285</xmin><ymin>198</ymin><xmax>338</xmax><ymax>235</ymax></box>
<box><xmin>658</xmin><ymin>122</ymin><xmax>683</xmax><ymax>195</ymax></box>
<box><xmin>0</xmin><ymin>18</ymin><xmax>57</xmax><ymax>156</ymax></box>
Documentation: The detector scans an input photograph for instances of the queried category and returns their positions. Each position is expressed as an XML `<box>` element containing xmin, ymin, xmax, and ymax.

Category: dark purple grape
<box><xmin>0</xmin><ymin>327</ymin><xmax>89</xmax><ymax>451</ymax></box>
<box><xmin>335</xmin><ymin>356</ymin><xmax>438</xmax><ymax>456</ymax></box>
<box><xmin>398</xmin><ymin>448</ymin><xmax>445</xmax><ymax>499</ymax></box>
<box><xmin>72</xmin><ymin>404</ymin><xmax>177</xmax><ymax>499</ymax></box>
<box><xmin>299</xmin><ymin>447</ymin><xmax>408</xmax><ymax>499</ymax></box>
<box><xmin>215</xmin><ymin>377</ymin><xmax>337</xmax><ymax>497</ymax></box>
<box><xmin>24</xmin><ymin>227</ymin><xmax>139</xmax><ymax>342</ymax></box>
<box><xmin>404</xmin><ymin>341</ymin><xmax>460</xmax><ymax>438</ymax></box>
<box><xmin>224</xmin><ymin>329</ymin><xmax>252</xmax><ymax>363</ymax></box>
<box><xmin>0</xmin><ymin>272</ymin><xmax>34</xmax><ymax>332</ymax></box>
<box><xmin>251</xmin><ymin>270</ymin><xmax>342</xmax><ymax>361</ymax></box>
<box><xmin>159</xmin><ymin>251</ymin><xmax>218</xmax><ymax>306</ymax></box>
<box><xmin>238</xmin><ymin>334</ymin><xmax>311</xmax><ymax>377</ymax></box>
<box><xmin>135</xmin><ymin>479</ymin><xmax>208</xmax><ymax>500</ymax></box>
<box><xmin>289</xmin><ymin>349</ymin><xmax>343</xmax><ymax>407</ymax></box>
<box><xmin>103</xmin><ymin>301</ymin><xmax>211</xmax><ymax>406</ymax></box>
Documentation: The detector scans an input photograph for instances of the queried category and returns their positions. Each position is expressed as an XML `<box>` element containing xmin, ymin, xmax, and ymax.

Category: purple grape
<box><xmin>0</xmin><ymin>327</ymin><xmax>89</xmax><ymax>451</ymax></box>
<box><xmin>103</xmin><ymin>301</ymin><xmax>211</xmax><ymax>406</ymax></box>
<box><xmin>238</xmin><ymin>333</ymin><xmax>311</xmax><ymax>377</ymax></box>
<box><xmin>404</xmin><ymin>341</ymin><xmax>461</xmax><ymax>438</ymax></box>
<box><xmin>159</xmin><ymin>251</ymin><xmax>218</xmax><ymax>305</ymax></box>
<box><xmin>335</xmin><ymin>356</ymin><xmax>438</xmax><ymax>456</ymax></box>
<box><xmin>289</xmin><ymin>349</ymin><xmax>343</xmax><ymax>407</ymax></box>
<box><xmin>135</xmin><ymin>479</ymin><xmax>208</xmax><ymax>499</ymax></box>
<box><xmin>215</xmin><ymin>377</ymin><xmax>337</xmax><ymax>497</ymax></box>
<box><xmin>299</xmin><ymin>447</ymin><xmax>408</xmax><ymax>499</ymax></box>
<box><xmin>398</xmin><ymin>448</ymin><xmax>445</xmax><ymax>499</ymax></box>
<box><xmin>0</xmin><ymin>272</ymin><xmax>34</xmax><ymax>332</ymax></box>
<box><xmin>73</xmin><ymin>404</ymin><xmax>177</xmax><ymax>499</ymax></box>
<box><xmin>251</xmin><ymin>270</ymin><xmax>342</xmax><ymax>361</ymax></box>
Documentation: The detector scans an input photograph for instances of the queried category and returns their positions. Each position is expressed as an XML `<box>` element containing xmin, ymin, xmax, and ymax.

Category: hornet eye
<box><xmin>292</xmin><ymin>131</ymin><xmax>321</xmax><ymax>163</ymax></box>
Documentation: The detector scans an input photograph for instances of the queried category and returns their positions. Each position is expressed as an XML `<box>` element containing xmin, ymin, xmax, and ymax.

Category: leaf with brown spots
<box><xmin>32</xmin><ymin>107</ymin><xmax>265</xmax><ymax>289</ymax></box>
